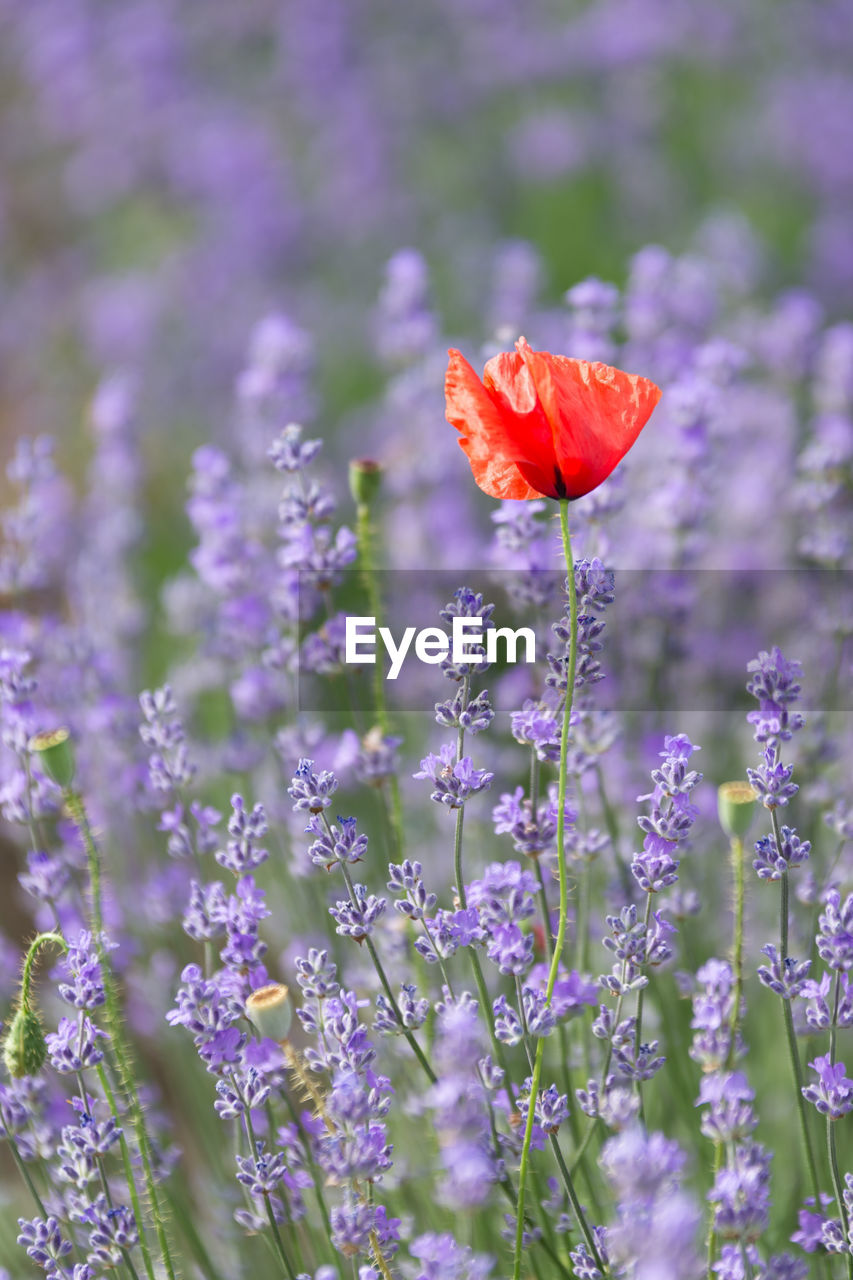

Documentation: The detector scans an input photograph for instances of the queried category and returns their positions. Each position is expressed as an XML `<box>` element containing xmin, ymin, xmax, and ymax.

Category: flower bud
<box><xmin>246</xmin><ymin>983</ymin><xmax>292</xmax><ymax>1043</ymax></box>
<box><xmin>718</xmin><ymin>781</ymin><xmax>758</xmax><ymax>840</ymax></box>
<box><xmin>29</xmin><ymin>728</ymin><xmax>75</xmax><ymax>790</ymax></box>
<box><xmin>3</xmin><ymin>1006</ymin><xmax>48</xmax><ymax>1078</ymax></box>
<box><xmin>349</xmin><ymin>458</ymin><xmax>382</xmax><ymax>507</ymax></box>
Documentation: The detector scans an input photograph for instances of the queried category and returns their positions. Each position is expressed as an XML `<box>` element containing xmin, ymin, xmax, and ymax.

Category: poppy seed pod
<box><xmin>29</xmin><ymin>728</ymin><xmax>76</xmax><ymax>790</ymax></box>
<box><xmin>349</xmin><ymin>458</ymin><xmax>382</xmax><ymax>507</ymax></box>
<box><xmin>718</xmin><ymin>781</ymin><xmax>758</xmax><ymax>840</ymax></box>
<box><xmin>246</xmin><ymin>983</ymin><xmax>292</xmax><ymax>1043</ymax></box>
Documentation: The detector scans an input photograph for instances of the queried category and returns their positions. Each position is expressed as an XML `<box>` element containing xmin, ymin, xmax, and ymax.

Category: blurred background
<box><xmin>2</xmin><ymin>3</ymin><xmax>853</xmax><ymax>1261</ymax></box>
<box><xmin>1</xmin><ymin>0</ymin><xmax>851</xmax><ymax>454</ymax></box>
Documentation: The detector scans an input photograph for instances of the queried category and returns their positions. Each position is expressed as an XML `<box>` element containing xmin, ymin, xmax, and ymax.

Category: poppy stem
<box><xmin>513</xmin><ymin>501</ymin><xmax>602</xmax><ymax>1278</ymax></box>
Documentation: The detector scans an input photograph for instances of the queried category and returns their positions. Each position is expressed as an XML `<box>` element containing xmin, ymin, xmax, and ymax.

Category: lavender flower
<box><xmin>329</xmin><ymin>884</ymin><xmax>387</xmax><ymax>942</ymax></box>
<box><xmin>414</xmin><ymin>745</ymin><xmax>494</xmax><ymax>809</ymax></box>
<box><xmin>631</xmin><ymin>734</ymin><xmax>701</xmax><ymax>893</ymax></box>
<box><xmin>746</xmin><ymin>647</ymin><xmax>805</xmax><ymax>745</ymax></box>
<box><xmin>57</xmin><ymin>932</ymin><xmax>106</xmax><ymax>1010</ymax></box>
<box><xmin>753</xmin><ymin>826</ymin><xmax>811</xmax><ymax>879</ymax></box>
<box><xmin>288</xmin><ymin>759</ymin><xmax>339</xmax><ymax>813</ymax></box>
<box><xmin>802</xmin><ymin>1054</ymin><xmax>853</xmax><ymax>1119</ymax></box>
<box><xmin>817</xmin><ymin>890</ymin><xmax>853</xmax><ymax>970</ymax></box>
<box><xmin>139</xmin><ymin>685</ymin><xmax>196</xmax><ymax>793</ymax></box>
<box><xmin>16</xmin><ymin>1217</ymin><xmax>72</xmax><ymax>1270</ymax></box>
<box><xmin>307</xmin><ymin>814</ymin><xmax>368</xmax><ymax>870</ymax></box>
<box><xmin>46</xmin><ymin>1017</ymin><xmax>108</xmax><ymax>1074</ymax></box>
<box><xmin>216</xmin><ymin>795</ymin><xmax>269</xmax><ymax>875</ymax></box>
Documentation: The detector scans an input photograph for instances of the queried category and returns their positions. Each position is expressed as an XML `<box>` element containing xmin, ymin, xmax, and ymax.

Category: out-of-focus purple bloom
<box><xmin>139</xmin><ymin>685</ymin><xmax>196</xmax><ymax>794</ymax></box>
<box><xmin>817</xmin><ymin>890</ymin><xmax>853</xmax><ymax>970</ymax></box>
<box><xmin>268</xmin><ymin>423</ymin><xmax>322</xmax><ymax>474</ymax></box>
<box><xmin>0</xmin><ymin>437</ymin><xmax>71</xmax><ymax>594</ymax></box>
<box><xmin>691</xmin><ymin>959</ymin><xmax>741</xmax><ymax>1071</ymax></box>
<box><xmin>600</xmin><ymin>1125</ymin><xmax>701</xmax><ymax>1278</ymax></box>
<box><xmin>183</xmin><ymin>880</ymin><xmax>228</xmax><ymax>943</ymax></box>
<box><xmin>16</xmin><ymin>1217</ymin><xmax>72</xmax><ymax>1270</ymax></box>
<box><xmin>216</xmin><ymin>795</ymin><xmax>268</xmax><ymax>875</ymax></box>
<box><xmin>408</xmin><ymin>1231</ymin><xmax>493</xmax><ymax>1280</ymax></box>
<box><xmin>746</xmin><ymin>647</ymin><xmax>804</xmax><ymax>745</ymax></box>
<box><xmin>708</xmin><ymin>1141</ymin><xmax>772</xmax><ymax>1242</ymax></box>
<box><xmin>428</xmin><ymin>995</ymin><xmax>495</xmax><ymax>1208</ymax></box>
<box><xmin>697</xmin><ymin>1073</ymin><xmax>758</xmax><ymax>1146</ymax></box>
<box><xmin>355</xmin><ymin>730</ymin><xmax>402</xmax><ymax>785</ymax></box>
<box><xmin>374</xmin><ymin>249</ymin><xmax>437</xmax><ymax>366</ymax></box>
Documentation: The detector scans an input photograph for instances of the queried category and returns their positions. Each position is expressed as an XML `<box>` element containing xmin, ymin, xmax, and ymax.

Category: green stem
<box><xmin>514</xmin><ymin>500</ymin><xmax>602</xmax><ymax>1279</ymax></box>
<box><xmin>827</xmin><ymin>972</ymin><xmax>853</xmax><ymax>1278</ymax></box>
<box><xmin>96</xmin><ymin>1063</ymin><xmax>157</xmax><ymax>1280</ymax></box>
<box><xmin>7</xmin><ymin>1130</ymin><xmax>48</xmax><ymax>1216</ymax></box>
<box><xmin>337</xmin><ymin>858</ymin><xmax>436</xmax><ymax>1084</ymax></box>
<box><xmin>634</xmin><ymin>892</ymin><xmax>654</xmax><ymax>1126</ymax></box>
<box><xmin>67</xmin><ymin>790</ymin><xmax>176</xmax><ymax>1280</ymax></box>
<box><xmin>706</xmin><ymin>1140</ymin><xmax>724</xmax><ymax>1269</ymax></box>
<box><xmin>452</xmin><ymin>674</ymin><xmax>471</xmax><ymax>905</ymax></box>
<box><xmin>280</xmin><ymin>1089</ymin><xmax>337</xmax><ymax>1264</ymax></box>
<box><xmin>356</xmin><ymin>500</ymin><xmax>404</xmax><ymax>856</ymax></box>
<box><xmin>774</xmin><ymin>842</ymin><xmax>822</xmax><ymax>1209</ymax></box>
<box><xmin>727</xmin><ymin>836</ymin><xmax>746</xmax><ymax>1069</ymax></box>
<box><xmin>449</xmin><ymin>676</ymin><xmax>514</xmax><ymax>1080</ymax></box>
<box><xmin>266</xmin><ymin>1197</ymin><xmax>298</xmax><ymax>1280</ymax></box>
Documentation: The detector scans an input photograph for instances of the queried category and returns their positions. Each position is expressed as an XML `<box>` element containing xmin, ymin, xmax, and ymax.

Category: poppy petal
<box><xmin>481</xmin><ymin>350</ymin><xmax>563</xmax><ymax>497</ymax></box>
<box><xmin>445</xmin><ymin>349</ymin><xmax>542</xmax><ymax>500</ymax></box>
<box><xmin>516</xmin><ymin>342</ymin><xmax>661</xmax><ymax>498</ymax></box>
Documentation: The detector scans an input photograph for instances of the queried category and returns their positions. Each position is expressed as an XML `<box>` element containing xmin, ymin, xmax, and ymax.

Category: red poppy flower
<box><xmin>445</xmin><ymin>337</ymin><xmax>661</xmax><ymax>501</ymax></box>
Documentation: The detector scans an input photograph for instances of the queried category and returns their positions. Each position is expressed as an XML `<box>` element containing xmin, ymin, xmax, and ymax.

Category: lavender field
<box><xmin>1</xmin><ymin>3</ymin><xmax>853</xmax><ymax>1279</ymax></box>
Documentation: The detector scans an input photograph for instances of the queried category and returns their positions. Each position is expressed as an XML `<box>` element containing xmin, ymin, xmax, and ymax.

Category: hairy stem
<box><xmin>356</xmin><ymin>499</ymin><xmax>404</xmax><ymax>856</ymax></box>
<box><xmin>727</xmin><ymin>835</ymin><xmax>746</xmax><ymax>1068</ymax></box>
<box><xmin>514</xmin><ymin>501</ymin><xmax>601</xmax><ymax>1278</ymax></box>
